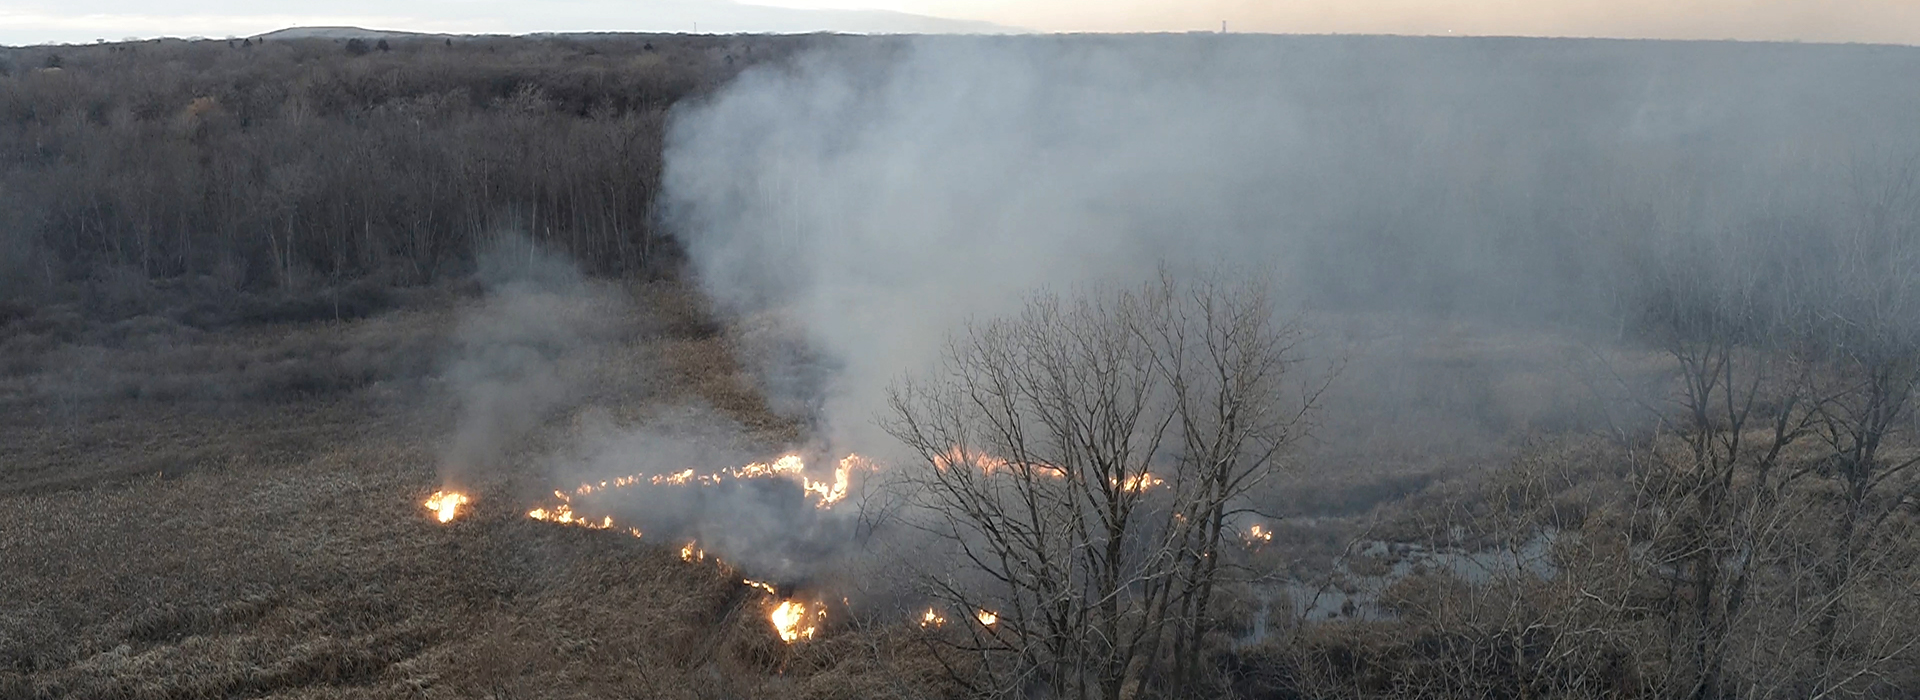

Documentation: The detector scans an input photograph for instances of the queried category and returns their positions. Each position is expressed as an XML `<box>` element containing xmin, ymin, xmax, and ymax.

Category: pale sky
<box><xmin>3</xmin><ymin>0</ymin><xmax>1917</xmax><ymax>46</ymax></box>
<box><xmin>822</xmin><ymin>0</ymin><xmax>1920</xmax><ymax>42</ymax></box>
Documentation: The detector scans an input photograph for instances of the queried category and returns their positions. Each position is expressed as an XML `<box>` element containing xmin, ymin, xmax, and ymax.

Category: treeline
<box><xmin>0</xmin><ymin>33</ymin><xmax>823</xmax><ymax>296</ymax></box>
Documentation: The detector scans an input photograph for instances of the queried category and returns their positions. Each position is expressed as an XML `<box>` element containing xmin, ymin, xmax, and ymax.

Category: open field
<box><xmin>0</xmin><ymin>280</ymin><xmax>962</xmax><ymax>699</ymax></box>
<box><xmin>0</xmin><ymin>266</ymin><xmax>1591</xmax><ymax>698</ymax></box>
<box><xmin>0</xmin><ymin>271</ymin><xmax>1847</xmax><ymax>699</ymax></box>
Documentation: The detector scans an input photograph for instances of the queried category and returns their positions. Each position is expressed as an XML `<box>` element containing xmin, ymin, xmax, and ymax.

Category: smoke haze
<box><xmin>438</xmin><ymin>236</ymin><xmax>622</xmax><ymax>483</ymax></box>
<box><xmin>440</xmin><ymin>33</ymin><xmax>1920</xmax><ymax>604</ymax></box>
<box><xmin>972</xmin><ymin>0</ymin><xmax>1920</xmax><ymax>44</ymax></box>
<box><xmin>438</xmin><ymin>236</ymin><xmax>863</xmax><ymax>582</ymax></box>
<box><xmin>662</xmin><ymin>34</ymin><xmax>1920</xmax><ymax>456</ymax></box>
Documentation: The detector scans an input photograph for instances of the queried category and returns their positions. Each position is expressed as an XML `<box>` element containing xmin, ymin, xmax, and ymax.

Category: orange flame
<box><xmin>424</xmin><ymin>490</ymin><xmax>470</xmax><ymax>523</ymax></box>
<box><xmin>1246</xmin><ymin>523</ymin><xmax>1273</xmax><ymax>546</ymax></box>
<box><xmin>976</xmin><ymin>609</ymin><xmax>998</xmax><ymax>626</ymax></box>
<box><xmin>650</xmin><ymin>468</ymin><xmax>698</xmax><ymax>487</ymax></box>
<box><xmin>1114</xmin><ymin>473</ymin><xmax>1165</xmax><ymax>492</ymax></box>
<box><xmin>920</xmin><ymin>607</ymin><xmax>947</xmax><ymax>628</ymax></box>
<box><xmin>523</xmin><ymin>453</ymin><xmax>872</xmax><ymax>547</ymax></box>
<box><xmin>802</xmin><ymin>454</ymin><xmax>868</xmax><ymax>507</ymax></box>
<box><xmin>935</xmin><ymin>448</ymin><xmax>1165</xmax><ymax>492</ymax></box>
<box><xmin>550</xmin><ymin>453</ymin><xmax>869</xmax><ymax>511</ymax></box>
<box><xmin>770</xmin><ymin>599</ymin><xmax>825</xmax><ymax>643</ymax></box>
<box><xmin>527</xmin><ymin>504</ymin><xmax>614</xmax><ymax>531</ymax></box>
<box><xmin>933</xmin><ymin>446</ymin><xmax>1075</xmax><ymax>480</ymax></box>
<box><xmin>933</xmin><ymin>446</ymin><xmax>1009</xmax><ymax>473</ymax></box>
<box><xmin>517</xmin><ymin>452</ymin><xmax>872</xmax><ymax>625</ymax></box>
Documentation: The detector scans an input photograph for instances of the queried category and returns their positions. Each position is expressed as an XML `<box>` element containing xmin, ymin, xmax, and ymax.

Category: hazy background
<box><xmin>5</xmin><ymin>0</ymin><xmax>1918</xmax><ymax>45</ymax></box>
<box><xmin>772</xmin><ymin>0</ymin><xmax>1920</xmax><ymax>42</ymax></box>
<box><xmin>661</xmin><ymin>34</ymin><xmax>1920</xmax><ymax>457</ymax></box>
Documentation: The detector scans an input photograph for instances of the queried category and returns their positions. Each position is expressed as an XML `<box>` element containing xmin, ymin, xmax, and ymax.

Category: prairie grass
<box><xmin>0</xmin><ymin>279</ymin><xmax>921</xmax><ymax>699</ymax></box>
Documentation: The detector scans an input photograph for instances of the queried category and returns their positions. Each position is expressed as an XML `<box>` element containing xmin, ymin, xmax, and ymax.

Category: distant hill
<box><xmin>256</xmin><ymin>27</ymin><xmax>450</xmax><ymax>41</ymax></box>
<box><xmin>254</xmin><ymin>0</ymin><xmax>1022</xmax><ymax>39</ymax></box>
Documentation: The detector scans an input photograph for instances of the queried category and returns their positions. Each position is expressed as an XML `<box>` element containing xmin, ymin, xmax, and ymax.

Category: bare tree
<box><xmin>1594</xmin><ymin>213</ymin><xmax>1818</xmax><ymax>700</ymax></box>
<box><xmin>884</xmin><ymin>275</ymin><xmax>1324</xmax><ymax>699</ymax></box>
<box><xmin>1582</xmin><ymin>156</ymin><xmax>1920</xmax><ymax>699</ymax></box>
<box><xmin>1785</xmin><ymin>155</ymin><xmax>1920</xmax><ymax>697</ymax></box>
<box><xmin>1144</xmin><ymin>276</ymin><xmax>1327</xmax><ymax>692</ymax></box>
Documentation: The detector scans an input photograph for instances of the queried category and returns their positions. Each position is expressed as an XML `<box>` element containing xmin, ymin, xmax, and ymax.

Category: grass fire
<box><xmin>768</xmin><ymin>600</ymin><xmax>825</xmax><ymax>643</ymax></box>
<box><xmin>423</xmin><ymin>490</ymin><xmax>471</xmax><ymax>524</ymax></box>
<box><xmin>7</xmin><ymin>28</ymin><xmax>1920</xmax><ymax>700</ymax></box>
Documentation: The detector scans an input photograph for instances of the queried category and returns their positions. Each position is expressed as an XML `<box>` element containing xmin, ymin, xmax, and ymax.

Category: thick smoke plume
<box><xmin>661</xmin><ymin>35</ymin><xmax>1920</xmax><ymax>456</ymax></box>
<box><xmin>470</xmin><ymin>35</ymin><xmax>1920</xmax><ymax>602</ymax></box>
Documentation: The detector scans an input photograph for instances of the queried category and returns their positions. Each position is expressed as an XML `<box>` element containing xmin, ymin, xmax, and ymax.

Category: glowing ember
<box><xmin>770</xmin><ymin>600</ymin><xmax>825</xmax><ymax>643</ymax></box>
<box><xmin>1114</xmin><ymin>473</ymin><xmax>1165</xmax><ymax>492</ymax></box>
<box><xmin>1246</xmin><ymin>524</ymin><xmax>1274</xmax><ymax>546</ymax></box>
<box><xmin>537</xmin><ymin>452</ymin><xmax>871</xmax><ymax>516</ymax></box>
<box><xmin>976</xmin><ymin>609</ymin><xmax>998</xmax><ymax>626</ymax></box>
<box><xmin>651</xmin><ymin>468</ymin><xmax>699</xmax><ymax>487</ymax></box>
<box><xmin>517</xmin><ymin>452</ymin><xmax>874</xmax><ymax>614</ymax></box>
<box><xmin>527</xmin><ymin>503</ymin><xmax>613</xmax><ymax>530</ymax></box>
<box><xmin>934</xmin><ymin>446</ymin><xmax>1071</xmax><ymax>479</ymax></box>
<box><xmin>424</xmin><ymin>490</ymin><xmax>470</xmax><ymax>523</ymax></box>
<box><xmin>933</xmin><ymin>446</ymin><xmax>1009</xmax><ymax>473</ymax></box>
<box><xmin>920</xmin><ymin>607</ymin><xmax>947</xmax><ymax>628</ymax></box>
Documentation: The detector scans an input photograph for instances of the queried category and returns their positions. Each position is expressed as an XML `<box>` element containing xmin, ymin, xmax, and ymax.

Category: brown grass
<box><xmin>0</xmin><ymin>279</ymin><xmax>909</xmax><ymax>699</ymax></box>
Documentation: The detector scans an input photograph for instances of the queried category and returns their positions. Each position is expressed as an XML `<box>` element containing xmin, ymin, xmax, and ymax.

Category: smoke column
<box><xmin>661</xmin><ymin>35</ymin><xmax>1920</xmax><ymax>453</ymax></box>
<box><xmin>438</xmin><ymin>235</ymin><xmax>621</xmax><ymax>485</ymax></box>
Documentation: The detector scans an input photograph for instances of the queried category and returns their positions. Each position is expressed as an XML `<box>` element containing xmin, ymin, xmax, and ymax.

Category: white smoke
<box><xmin>438</xmin><ymin>234</ymin><xmax>621</xmax><ymax>483</ymax></box>
<box><xmin>660</xmin><ymin>34</ymin><xmax>1920</xmax><ymax>457</ymax></box>
<box><xmin>662</xmin><ymin>37</ymin><xmax>1314</xmax><ymax>453</ymax></box>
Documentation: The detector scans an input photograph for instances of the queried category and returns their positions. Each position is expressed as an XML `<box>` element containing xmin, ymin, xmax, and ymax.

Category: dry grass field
<box><xmin>11</xmin><ymin>273</ymin><xmax>1911</xmax><ymax>699</ymax></box>
<box><xmin>0</xmin><ymin>280</ymin><xmax>946</xmax><ymax>700</ymax></box>
<box><xmin>0</xmin><ymin>270</ymin><xmax>1646</xmax><ymax>699</ymax></box>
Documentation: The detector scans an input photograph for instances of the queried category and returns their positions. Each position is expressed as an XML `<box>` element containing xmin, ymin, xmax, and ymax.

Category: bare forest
<box><xmin>0</xmin><ymin>33</ymin><xmax>825</xmax><ymax>299</ymax></box>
